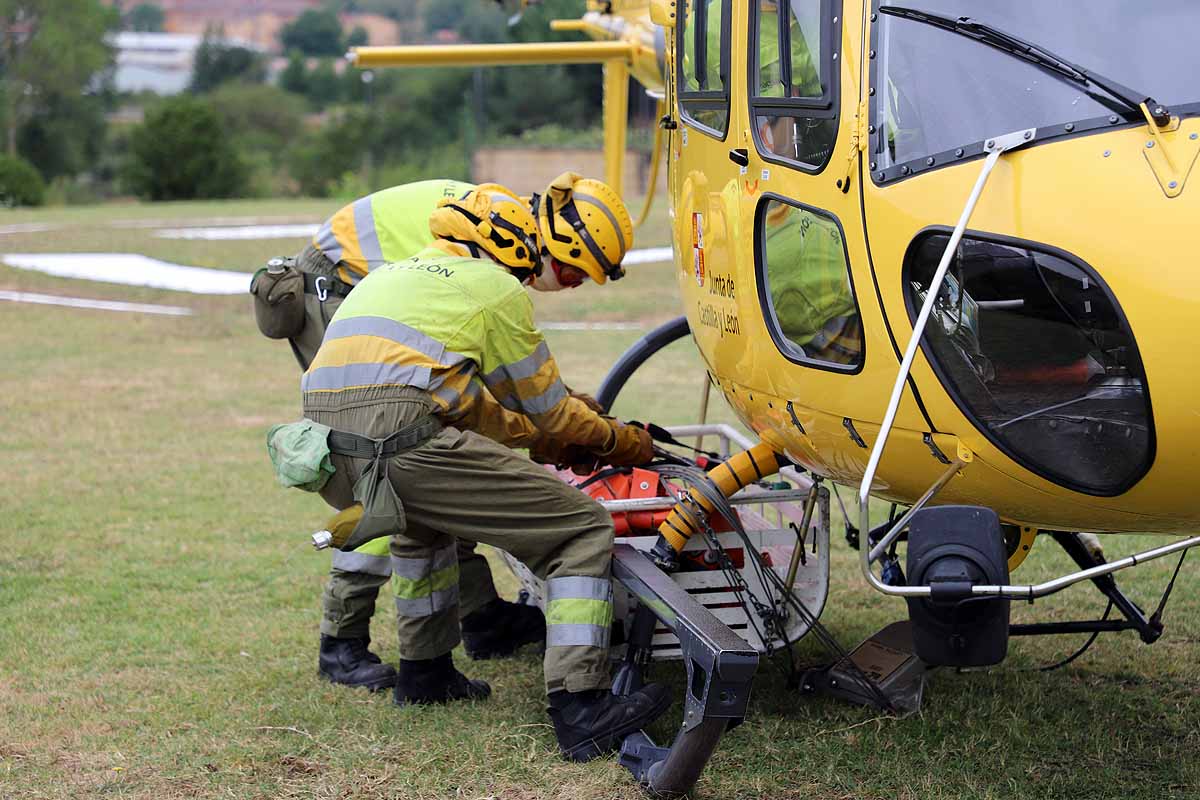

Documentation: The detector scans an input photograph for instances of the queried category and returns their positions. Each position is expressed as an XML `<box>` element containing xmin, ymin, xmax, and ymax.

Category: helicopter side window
<box><xmin>904</xmin><ymin>232</ymin><xmax>1154</xmax><ymax>496</ymax></box>
<box><xmin>755</xmin><ymin>196</ymin><xmax>862</xmax><ymax>371</ymax></box>
<box><xmin>749</xmin><ymin>0</ymin><xmax>840</xmax><ymax>172</ymax></box>
<box><xmin>678</xmin><ymin>0</ymin><xmax>731</xmax><ymax>137</ymax></box>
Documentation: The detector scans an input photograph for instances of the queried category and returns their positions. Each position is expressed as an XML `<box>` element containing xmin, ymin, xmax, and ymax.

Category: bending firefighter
<box><xmin>282</xmin><ymin>188</ymin><xmax>670</xmax><ymax>760</ymax></box>
<box><xmin>251</xmin><ymin>174</ymin><xmax>634</xmax><ymax>692</ymax></box>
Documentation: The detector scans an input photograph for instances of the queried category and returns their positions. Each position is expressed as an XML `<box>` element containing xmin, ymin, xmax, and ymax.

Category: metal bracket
<box><xmin>843</xmin><ymin>417</ymin><xmax>867</xmax><ymax>448</ymax></box>
<box><xmin>922</xmin><ymin>432</ymin><xmax>950</xmax><ymax>465</ymax></box>
<box><xmin>1140</xmin><ymin>112</ymin><xmax>1200</xmax><ymax>198</ymax></box>
<box><xmin>786</xmin><ymin>400</ymin><xmax>806</xmax><ymax>435</ymax></box>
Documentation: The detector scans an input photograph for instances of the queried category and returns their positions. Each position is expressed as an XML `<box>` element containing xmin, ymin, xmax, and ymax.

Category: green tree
<box><xmin>190</xmin><ymin>28</ymin><xmax>265</xmax><ymax>92</ymax></box>
<box><xmin>124</xmin><ymin>2</ymin><xmax>163</xmax><ymax>31</ymax></box>
<box><xmin>17</xmin><ymin>90</ymin><xmax>107</xmax><ymax>180</ymax></box>
<box><xmin>0</xmin><ymin>153</ymin><xmax>45</xmax><ymax>206</ymax></box>
<box><xmin>126</xmin><ymin>95</ymin><xmax>247</xmax><ymax>200</ymax></box>
<box><xmin>345</xmin><ymin>24</ymin><xmax>368</xmax><ymax>48</ymax></box>
<box><xmin>279</xmin><ymin>9</ymin><xmax>344</xmax><ymax>56</ymax></box>
<box><xmin>278</xmin><ymin>50</ymin><xmax>308</xmax><ymax>95</ymax></box>
<box><xmin>303</xmin><ymin>58</ymin><xmax>342</xmax><ymax>106</ymax></box>
<box><xmin>287</xmin><ymin>108</ymin><xmax>370</xmax><ymax>196</ymax></box>
<box><xmin>0</xmin><ymin>0</ymin><xmax>117</xmax><ymax>155</ymax></box>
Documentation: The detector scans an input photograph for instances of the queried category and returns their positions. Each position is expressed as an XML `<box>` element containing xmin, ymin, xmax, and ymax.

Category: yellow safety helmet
<box><xmin>428</xmin><ymin>183</ymin><xmax>542</xmax><ymax>279</ymax></box>
<box><xmin>533</xmin><ymin>172</ymin><xmax>634</xmax><ymax>285</ymax></box>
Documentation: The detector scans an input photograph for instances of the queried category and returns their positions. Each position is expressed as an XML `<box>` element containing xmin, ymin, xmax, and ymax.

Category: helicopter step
<box><xmin>801</xmin><ymin>620</ymin><xmax>930</xmax><ymax>713</ymax></box>
<box><xmin>610</xmin><ymin>542</ymin><xmax>759</xmax><ymax>799</ymax></box>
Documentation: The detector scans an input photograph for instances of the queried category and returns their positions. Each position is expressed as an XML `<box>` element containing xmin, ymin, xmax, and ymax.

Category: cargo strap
<box><xmin>326</xmin><ymin>415</ymin><xmax>441</xmax><ymax>461</ymax></box>
<box><xmin>325</xmin><ymin>414</ymin><xmax>442</xmax><ymax>552</ymax></box>
<box><xmin>303</xmin><ymin>271</ymin><xmax>354</xmax><ymax>302</ymax></box>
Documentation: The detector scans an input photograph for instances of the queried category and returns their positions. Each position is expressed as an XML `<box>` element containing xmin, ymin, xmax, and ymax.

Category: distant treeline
<box><xmin>1</xmin><ymin>0</ymin><xmax>655</xmax><ymax>206</ymax></box>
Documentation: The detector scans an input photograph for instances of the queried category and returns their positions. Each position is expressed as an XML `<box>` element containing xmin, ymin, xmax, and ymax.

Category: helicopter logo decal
<box><xmin>692</xmin><ymin>212</ymin><xmax>705</xmax><ymax>287</ymax></box>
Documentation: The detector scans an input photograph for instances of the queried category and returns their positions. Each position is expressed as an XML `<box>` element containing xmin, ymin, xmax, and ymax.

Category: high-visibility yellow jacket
<box><xmin>312</xmin><ymin>179</ymin><xmax>475</xmax><ymax>285</ymax></box>
<box><xmin>302</xmin><ymin>247</ymin><xmax>613</xmax><ymax>450</ymax></box>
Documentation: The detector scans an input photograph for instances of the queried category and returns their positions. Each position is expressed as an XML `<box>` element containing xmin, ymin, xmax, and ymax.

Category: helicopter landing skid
<box><xmin>1009</xmin><ymin>531</ymin><xmax>1163</xmax><ymax>643</ymax></box>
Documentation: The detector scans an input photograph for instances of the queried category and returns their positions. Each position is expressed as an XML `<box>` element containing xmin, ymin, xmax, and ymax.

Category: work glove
<box><xmin>531</xmin><ymin>438</ymin><xmax>601</xmax><ymax>476</ymax></box>
<box><xmin>596</xmin><ymin>419</ymin><xmax>654</xmax><ymax>467</ymax></box>
<box><xmin>568</xmin><ymin>389</ymin><xmax>604</xmax><ymax>414</ymax></box>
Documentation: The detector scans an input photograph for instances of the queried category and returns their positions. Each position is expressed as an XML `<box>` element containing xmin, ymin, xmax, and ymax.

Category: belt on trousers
<box><xmin>303</xmin><ymin>271</ymin><xmax>354</xmax><ymax>302</ymax></box>
<box><xmin>326</xmin><ymin>415</ymin><xmax>441</xmax><ymax>461</ymax></box>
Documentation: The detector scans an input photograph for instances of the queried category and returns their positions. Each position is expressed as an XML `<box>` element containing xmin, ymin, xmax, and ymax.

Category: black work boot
<box><xmin>317</xmin><ymin>635</ymin><xmax>397</xmax><ymax>692</ymax></box>
<box><xmin>461</xmin><ymin>597</ymin><xmax>547</xmax><ymax>660</ymax></box>
<box><xmin>394</xmin><ymin>652</ymin><xmax>492</xmax><ymax>706</ymax></box>
<box><xmin>547</xmin><ymin>683</ymin><xmax>673</xmax><ymax>762</ymax></box>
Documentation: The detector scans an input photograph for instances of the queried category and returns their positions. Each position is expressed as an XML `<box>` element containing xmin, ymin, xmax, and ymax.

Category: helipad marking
<box><xmin>1</xmin><ymin>244</ymin><xmax>674</xmax><ymax>297</ymax></box>
<box><xmin>622</xmin><ymin>246</ymin><xmax>673</xmax><ymax>265</ymax></box>
<box><xmin>155</xmin><ymin>224</ymin><xmax>319</xmax><ymax>240</ymax></box>
<box><xmin>0</xmin><ymin>222</ymin><xmax>60</xmax><ymax>236</ymax></box>
<box><xmin>540</xmin><ymin>321</ymin><xmax>644</xmax><ymax>331</ymax></box>
<box><xmin>2</xmin><ymin>253</ymin><xmax>250</xmax><ymax>295</ymax></box>
<box><xmin>0</xmin><ymin>290</ymin><xmax>193</xmax><ymax>316</ymax></box>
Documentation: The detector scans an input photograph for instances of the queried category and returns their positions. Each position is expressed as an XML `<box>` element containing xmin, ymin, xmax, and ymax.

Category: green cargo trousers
<box><xmin>293</xmin><ymin>245</ymin><xmax>502</xmax><ymax>638</ymax></box>
<box><xmin>320</xmin><ymin>539</ymin><xmax>498</xmax><ymax>639</ymax></box>
<box><xmin>307</xmin><ymin>388</ymin><xmax>615</xmax><ymax>694</ymax></box>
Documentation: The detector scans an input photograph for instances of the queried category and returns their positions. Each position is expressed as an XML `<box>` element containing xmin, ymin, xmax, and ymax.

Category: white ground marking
<box><xmin>0</xmin><ymin>290</ymin><xmax>193</xmax><ymax>316</ymax></box>
<box><xmin>0</xmin><ymin>243</ymin><xmax>672</xmax><ymax>298</ymax></box>
<box><xmin>111</xmin><ymin>215</ymin><xmax>319</xmax><ymax>229</ymax></box>
<box><xmin>0</xmin><ymin>222</ymin><xmax>60</xmax><ymax>235</ymax></box>
<box><xmin>539</xmin><ymin>321</ymin><xmax>644</xmax><ymax>331</ymax></box>
<box><xmin>2</xmin><ymin>253</ymin><xmax>250</xmax><ymax>295</ymax></box>
<box><xmin>622</xmin><ymin>246</ymin><xmax>673</xmax><ymax>265</ymax></box>
<box><xmin>155</xmin><ymin>224</ymin><xmax>319</xmax><ymax>240</ymax></box>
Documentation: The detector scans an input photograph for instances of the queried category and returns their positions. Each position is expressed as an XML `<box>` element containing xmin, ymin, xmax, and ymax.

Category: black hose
<box><xmin>596</xmin><ymin>315</ymin><xmax>691</xmax><ymax>413</ymax></box>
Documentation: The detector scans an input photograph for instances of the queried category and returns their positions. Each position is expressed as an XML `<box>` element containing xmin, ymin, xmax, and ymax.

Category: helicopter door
<box><xmin>673</xmin><ymin>0</ymin><xmax>743</xmax><ymax>368</ymax></box>
<box><xmin>738</xmin><ymin>1</ymin><xmax>907</xmax><ymax>426</ymax></box>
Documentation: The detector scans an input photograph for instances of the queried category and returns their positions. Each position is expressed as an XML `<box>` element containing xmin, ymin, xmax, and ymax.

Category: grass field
<box><xmin>1</xmin><ymin>199</ymin><xmax>1198</xmax><ymax>800</ymax></box>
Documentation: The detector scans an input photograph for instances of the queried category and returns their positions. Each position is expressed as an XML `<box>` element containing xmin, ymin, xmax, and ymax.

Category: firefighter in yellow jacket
<box><xmin>301</xmin><ymin>187</ymin><xmax>670</xmax><ymax>761</ymax></box>
<box><xmin>251</xmin><ymin>174</ymin><xmax>636</xmax><ymax>693</ymax></box>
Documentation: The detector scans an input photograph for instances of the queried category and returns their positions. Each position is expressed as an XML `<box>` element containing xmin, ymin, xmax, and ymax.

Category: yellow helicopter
<box><xmin>344</xmin><ymin>1</ymin><xmax>1200</xmax><ymax>793</ymax></box>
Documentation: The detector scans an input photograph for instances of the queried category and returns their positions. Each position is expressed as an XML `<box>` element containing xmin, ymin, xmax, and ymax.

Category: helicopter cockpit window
<box><xmin>749</xmin><ymin>0</ymin><xmax>840</xmax><ymax>172</ymax></box>
<box><xmin>872</xmin><ymin>1</ymin><xmax>1200</xmax><ymax>180</ymax></box>
<box><xmin>756</xmin><ymin>197</ymin><xmax>862</xmax><ymax>370</ymax></box>
<box><xmin>905</xmin><ymin>232</ymin><xmax>1154</xmax><ymax>496</ymax></box>
<box><xmin>678</xmin><ymin>0</ymin><xmax>731</xmax><ymax>137</ymax></box>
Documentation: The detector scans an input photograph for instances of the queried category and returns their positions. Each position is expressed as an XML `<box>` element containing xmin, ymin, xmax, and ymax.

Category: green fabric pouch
<box><xmin>267</xmin><ymin>420</ymin><xmax>335</xmax><ymax>492</ymax></box>
<box><xmin>341</xmin><ymin>456</ymin><xmax>407</xmax><ymax>550</ymax></box>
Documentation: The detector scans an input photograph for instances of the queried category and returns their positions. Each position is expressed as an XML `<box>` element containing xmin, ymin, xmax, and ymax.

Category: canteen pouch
<box><xmin>267</xmin><ymin>420</ymin><xmax>335</xmax><ymax>492</ymax></box>
<box><xmin>251</xmin><ymin>261</ymin><xmax>306</xmax><ymax>339</ymax></box>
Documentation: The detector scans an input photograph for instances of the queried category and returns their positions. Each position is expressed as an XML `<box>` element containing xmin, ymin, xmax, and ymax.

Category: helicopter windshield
<box><xmin>873</xmin><ymin>0</ymin><xmax>1200</xmax><ymax>172</ymax></box>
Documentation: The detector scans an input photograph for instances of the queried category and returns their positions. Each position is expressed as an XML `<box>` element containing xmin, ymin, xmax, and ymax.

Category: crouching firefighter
<box><xmin>251</xmin><ymin>176</ymin><xmax>636</xmax><ymax>692</ymax></box>
<box><xmin>267</xmin><ymin>189</ymin><xmax>672</xmax><ymax>761</ymax></box>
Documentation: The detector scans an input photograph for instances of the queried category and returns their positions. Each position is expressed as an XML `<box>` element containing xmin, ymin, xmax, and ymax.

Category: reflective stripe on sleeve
<box><xmin>331</xmin><ymin>549</ymin><xmax>392</xmax><ymax>577</ymax></box>
<box><xmin>495</xmin><ymin>379</ymin><xmax>568</xmax><ymax>416</ymax></box>
<box><xmin>482</xmin><ymin>340</ymin><xmax>552</xmax><ymax>387</ymax></box>
<box><xmin>314</xmin><ymin>219</ymin><xmax>343</xmax><ymax>265</ymax></box>
<box><xmin>354</xmin><ymin>196</ymin><xmax>385</xmax><ymax>269</ymax></box>
<box><xmin>545</xmin><ymin>575</ymin><xmax>613</xmax><ymax>648</ymax></box>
